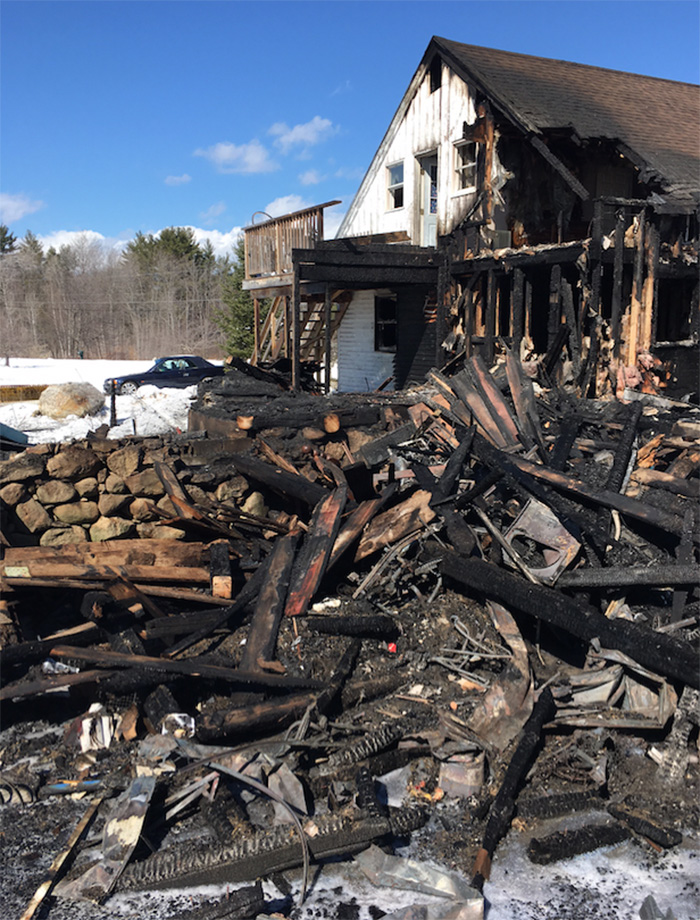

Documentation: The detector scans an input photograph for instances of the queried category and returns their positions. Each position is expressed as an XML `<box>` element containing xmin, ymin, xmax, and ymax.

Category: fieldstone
<box><xmin>39</xmin><ymin>525</ymin><xmax>88</xmax><ymax>546</ymax></box>
<box><xmin>38</xmin><ymin>382</ymin><xmax>104</xmax><ymax>419</ymax></box>
<box><xmin>129</xmin><ymin>497</ymin><xmax>157</xmax><ymax>522</ymax></box>
<box><xmin>301</xmin><ymin>427</ymin><xmax>326</xmax><ymax>441</ymax></box>
<box><xmin>124</xmin><ymin>468</ymin><xmax>164</xmax><ymax>498</ymax></box>
<box><xmin>106</xmin><ymin>445</ymin><xmax>141</xmax><ymax>479</ymax></box>
<box><xmin>75</xmin><ymin>477</ymin><xmax>99</xmax><ymax>498</ymax></box>
<box><xmin>156</xmin><ymin>495</ymin><xmax>178</xmax><ymax>516</ymax></box>
<box><xmin>325</xmin><ymin>442</ymin><xmax>346</xmax><ymax>462</ymax></box>
<box><xmin>26</xmin><ymin>443</ymin><xmax>52</xmax><ymax>456</ymax></box>
<box><xmin>15</xmin><ymin>498</ymin><xmax>52</xmax><ymax>533</ymax></box>
<box><xmin>47</xmin><ymin>448</ymin><xmax>101</xmax><ymax>480</ymax></box>
<box><xmin>89</xmin><ymin>516</ymin><xmax>135</xmax><ymax>541</ymax></box>
<box><xmin>0</xmin><ymin>452</ymin><xmax>46</xmax><ymax>485</ymax></box>
<box><xmin>0</xmin><ymin>482</ymin><xmax>27</xmax><ymax>506</ymax></box>
<box><xmin>136</xmin><ymin>522</ymin><xmax>185</xmax><ymax>540</ymax></box>
<box><xmin>98</xmin><ymin>493</ymin><xmax>131</xmax><ymax>516</ymax></box>
<box><xmin>104</xmin><ymin>472</ymin><xmax>127</xmax><ymax>494</ymax></box>
<box><xmin>241</xmin><ymin>491</ymin><xmax>267</xmax><ymax>517</ymax></box>
<box><xmin>185</xmin><ymin>484</ymin><xmax>210</xmax><ymax>505</ymax></box>
<box><xmin>347</xmin><ymin>429</ymin><xmax>376</xmax><ymax>454</ymax></box>
<box><xmin>215</xmin><ymin>476</ymin><xmax>248</xmax><ymax>504</ymax></box>
<box><xmin>53</xmin><ymin>501</ymin><xmax>100</xmax><ymax>525</ymax></box>
<box><xmin>35</xmin><ymin>480</ymin><xmax>77</xmax><ymax>505</ymax></box>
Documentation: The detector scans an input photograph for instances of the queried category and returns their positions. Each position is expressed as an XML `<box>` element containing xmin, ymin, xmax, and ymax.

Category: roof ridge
<box><xmin>432</xmin><ymin>36</ymin><xmax>700</xmax><ymax>89</ymax></box>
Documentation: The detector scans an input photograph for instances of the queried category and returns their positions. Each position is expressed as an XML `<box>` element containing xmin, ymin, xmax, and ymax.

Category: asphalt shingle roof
<box><xmin>435</xmin><ymin>38</ymin><xmax>700</xmax><ymax>204</ymax></box>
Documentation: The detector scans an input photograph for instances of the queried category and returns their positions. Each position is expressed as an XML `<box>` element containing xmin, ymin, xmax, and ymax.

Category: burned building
<box><xmin>243</xmin><ymin>37</ymin><xmax>699</xmax><ymax>396</ymax></box>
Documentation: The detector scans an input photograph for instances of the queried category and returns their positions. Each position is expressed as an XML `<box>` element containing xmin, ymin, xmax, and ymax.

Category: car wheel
<box><xmin>119</xmin><ymin>382</ymin><xmax>138</xmax><ymax>396</ymax></box>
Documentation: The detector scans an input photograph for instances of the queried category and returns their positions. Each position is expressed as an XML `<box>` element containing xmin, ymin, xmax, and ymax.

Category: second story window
<box><xmin>387</xmin><ymin>162</ymin><xmax>404</xmax><ymax>209</ymax></box>
<box><xmin>454</xmin><ymin>141</ymin><xmax>477</xmax><ymax>191</ymax></box>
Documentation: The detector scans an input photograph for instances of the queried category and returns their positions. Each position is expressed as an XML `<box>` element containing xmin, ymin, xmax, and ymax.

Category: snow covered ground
<box><xmin>0</xmin><ymin>357</ymin><xmax>217</xmax><ymax>443</ymax></box>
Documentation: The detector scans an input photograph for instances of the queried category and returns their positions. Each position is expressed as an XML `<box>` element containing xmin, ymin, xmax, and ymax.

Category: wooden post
<box><xmin>547</xmin><ymin>264</ymin><xmax>562</xmax><ymax>352</ymax></box>
<box><xmin>436</xmin><ymin>253</ymin><xmax>450</xmax><ymax>368</ymax></box>
<box><xmin>465</xmin><ymin>277</ymin><xmax>475</xmax><ymax>358</ymax></box>
<box><xmin>524</xmin><ymin>273</ymin><xmax>532</xmax><ymax>344</ymax></box>
<box><xmin>611</xmin><ymin>208</ymin><xmax>626</xmax><ymax>360</ymax></box>
<box><xmin>625</xmin><ymin>209</ymin><xmax>646</xmax><ymax>365</ymax></box>
<box><xmin>324</xmin><ymin>284</ymin><xmax>332</xmax><ymax>394</ymax></box>
<box><xmin>485</xmin><ymin>269</ymin><xmax>496</xmax><ymax>364</ymax></box>
<box><xmin>511</xmin><ymin>267</ymin><xmax>525</xmax><ymax>354</ymax></box>
<box><xmin>588</xmin><ymin>199</ymin><xmax>603</xmax><ymax>343</ymax></box>
<box><xmin>561</xmin><ymin>277</ymin><xmax>580</xmax><ymax>375</ymax></box>
<box><xmin>292</xmin><ymin>264</ymin><xmax>301</xmax><ymax>390</ymax></box>
<box><xmin>252</xmin><ymin>297</ymin><xmax>261</xmax><ymax>366</ymax></box>
<box><xmin>641</xmin><ymin>221</ymin><xmax>660</xmax><ymax>353</ymax></box>
<box><xmin>284</xmin><ymin>294</ymin><xmax>290</xmax><ymax>359</ymax></box>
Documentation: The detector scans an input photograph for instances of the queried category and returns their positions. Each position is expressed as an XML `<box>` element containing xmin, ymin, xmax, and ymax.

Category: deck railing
<box><xmin>244</xmin><ymin>200</ymin><xmax>340</xmax><ymax>281</ymax></box>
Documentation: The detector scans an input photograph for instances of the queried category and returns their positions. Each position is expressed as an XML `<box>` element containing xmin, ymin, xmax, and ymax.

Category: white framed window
<box><xmin>387</xmin><ymin>162</ymin><xmax>404</xmax><ymax>209</ymax></box>
<box><xmin>454</xmin><ymin>141</ymin><xmax>477</xmax><ymax>191</ymax></box>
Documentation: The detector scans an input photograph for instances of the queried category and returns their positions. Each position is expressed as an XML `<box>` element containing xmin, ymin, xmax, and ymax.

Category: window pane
<box><xmin>393</xmin><ymin>186</ymin><xmax>404</xmax><ymax>208</ymax></box>
<box><xmin>389</xmin><ymin>163</ymin><xmax>403</xmax><ymax>186</ymax></box>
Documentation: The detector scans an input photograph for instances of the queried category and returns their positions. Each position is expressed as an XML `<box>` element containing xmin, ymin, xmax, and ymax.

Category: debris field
<box><xmin>1</xmin><ymin>353</ymin><xmax>699</xmax><ymax>920</ymax></box>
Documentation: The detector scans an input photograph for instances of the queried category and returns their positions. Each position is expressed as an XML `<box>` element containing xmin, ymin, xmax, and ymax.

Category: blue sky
<box><xmin>2</xmin><ymin>0</ymin><xmax>699</xmax><ymax>257</ymax></box>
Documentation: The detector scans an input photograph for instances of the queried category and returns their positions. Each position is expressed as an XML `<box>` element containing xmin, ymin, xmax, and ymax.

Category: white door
<box><xmin>419</xmin><ymin>154</ymin><xmax>438</xmax><ymax>247</ymax></box>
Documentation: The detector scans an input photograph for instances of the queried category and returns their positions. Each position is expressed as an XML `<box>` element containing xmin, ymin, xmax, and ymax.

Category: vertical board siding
<box><xmin>340</xmin><ymin>63</ymin><xmax>478</xmax><ymax>243</ymax></box>
<box><xmin>337</xmin><ymin>291</ymin><xmax>395</xmax><ymax>392</ymax></box>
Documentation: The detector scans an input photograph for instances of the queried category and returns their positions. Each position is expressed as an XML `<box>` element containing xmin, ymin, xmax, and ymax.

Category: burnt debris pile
<box><xmin>1</xmin><ymin>352</ymin><xmax>698</xmax><ymax>919</ymax></box>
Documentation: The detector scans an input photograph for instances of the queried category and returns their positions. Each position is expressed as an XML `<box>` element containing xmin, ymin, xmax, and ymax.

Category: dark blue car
<box><xmin>103</xmin><ymin>355</ymin><xmax>225</xmax><ymax>395</ymax></box>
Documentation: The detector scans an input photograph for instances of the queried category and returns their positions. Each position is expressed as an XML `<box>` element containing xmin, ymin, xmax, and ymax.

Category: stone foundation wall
<box><xmin>0</xmin><ymin>434</ymin><xmax>253</xmax><ymax>547</ymax></box>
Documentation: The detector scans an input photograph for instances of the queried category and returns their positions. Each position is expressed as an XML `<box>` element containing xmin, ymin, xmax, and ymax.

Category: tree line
<box><xmin>0</xmin><ymin>224</ymin><xmax>256</xmax><ymax>360</ymax></box>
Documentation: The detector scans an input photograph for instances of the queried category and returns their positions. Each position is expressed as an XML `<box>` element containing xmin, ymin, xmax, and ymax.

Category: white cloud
<box><xmin>194</xmin><ymin>140</ymin><xmax>278</xmax><ymax>174</ymax></box>
<box><xmin>264</xmin><ymin>195</ymin><xmax>312</xmax><ymax>218</ymax></box>
<box><xmin>37</xmin><ymin>230</ymin><xmax>123</xmax><ymax>254</ymax></box>
<box><xmin>199</xmin><ymin>201</ymin><xmax>227</xmax><ymax>223</ymax></box>
<box><xmin>0</xmin><ymin>193</ymin><xmax>44</xmax><ymax>224</ymax></box>
<box><xmin>188</xmin><ymin>226</ymin><xmax>243</xmax><ymax>258</ymax></box>
<box><xmin>269</xmin><ymin>116</ymin><xmax>338</xmax><ymax>154</ymax></box>
<box><xmin>323</xmin><ymin>206</ymin><xmax>346</xmax><ymax>241</ymax></box>
<box><xmin>34</xmin><ymin>226</ymin><xmax>241</xmax><ymax>261</ymax></box>
<box><xmin>165</xmin><ymin>173</ymin><xmax>191</xmax><ymax>186</ymax></box>
<box><xmin>299</xmin><ymin>169</ymin><xmax>325</xmax><ymax>186</ymax></box>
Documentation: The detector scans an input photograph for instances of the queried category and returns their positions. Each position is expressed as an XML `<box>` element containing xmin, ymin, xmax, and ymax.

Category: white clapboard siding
<box><xmin>337</xmin><ymin>291</ymin><xmax>394</xmax><ymax>392</ymax></box>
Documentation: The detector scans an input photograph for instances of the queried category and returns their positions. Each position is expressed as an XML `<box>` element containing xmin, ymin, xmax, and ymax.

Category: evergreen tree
<box><xmin>215</xmin><ymin>237</ymin><xmax>266</xmax><ymax>359</ymax></box>
<box><xmin>0</xmin><ymin>224</ymin><xmax>17</xmax><ymax>254</ymax></box>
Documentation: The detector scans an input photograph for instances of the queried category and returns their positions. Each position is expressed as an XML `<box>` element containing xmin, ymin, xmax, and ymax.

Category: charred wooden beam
<box><xmin>597</xmin><ymin>401</ymin><xmax>643</xmax><ymax>541</ymax></box>
<box><xmin>328</xmin><ymin>491</ymin><xmax>394</xmax><ymax>570</ymax></box>
<box><xmin>472</xmin><ymin>687</ymin><xmax>556</xmax><ymax>888</ymax></box>
<box><xmin>240</xmin><ymin>531</ymin><xmax>299</xmax><ymax>671</ymax></box>
<box><xmin>441</xmin><ymin>554</ymin><xmax>699</xmax><ymax>689</ymax></box>
<box><xmin>546</xmin><ymin>264</ymin><xmax>562</xmax><ymax>354</ymax></box>
<box><xmin>504</xmin><ymin>453</ymin><xmax>685</xmax><ymax>538</ymax></box>
<box><xmin>162</xmin><ymin>555</ymin><xmax>269</xmax><ymax>658</ymax></box>
<box><xmin>672</xmin><ymin>508</ymin><xmax>696</xmax><ymax>624</ymax></box>
<box><xmin>285</xmin><ymin>486</ymin><xmax>347</xmax><ymax>617</ymax></box>
<box><xmin>304</xmin><ymin>613</ymin><xmax>400</xmax><ymax>641</ymax></box>
<box><xmin>611</xmin><ymin>208</ymin><xmax>626</xmax><ymax>359</ymax></box>
<box><xmin>557</xmin><ymin>563</ymin><xmax>699</xmax><ymax>589</ymax></box>
<box><xmin>228</xmin><ymin>453</ymin><xmax>329</xmax><ymax>507</ymax></box>
<box><xmin>50</xmin><ymin>645</ymin><xmax>323</xmax><ymax>691</ymax></box>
